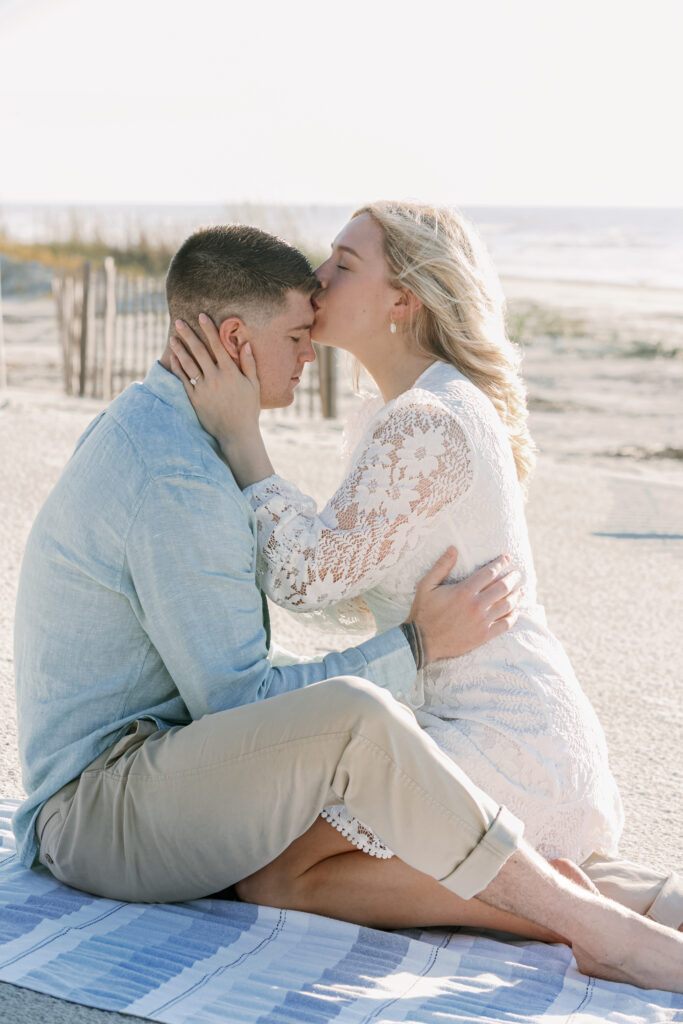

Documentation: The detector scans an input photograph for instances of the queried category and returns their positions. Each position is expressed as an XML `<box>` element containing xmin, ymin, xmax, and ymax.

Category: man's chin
<box><xmin>260</xmin><ymin>392</ymin><xmax>296</xmax><ymax>411</ymax></box>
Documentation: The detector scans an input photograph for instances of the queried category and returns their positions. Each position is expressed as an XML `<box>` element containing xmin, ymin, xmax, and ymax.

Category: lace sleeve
<box><xmin>245</xmin><ymin>391</ymin><xmax>475</xmax><ymax>610</ymax></box>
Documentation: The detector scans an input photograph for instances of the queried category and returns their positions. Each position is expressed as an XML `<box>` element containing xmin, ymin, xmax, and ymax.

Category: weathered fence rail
<box><xmin>53</xmin><ymin>260</ymin><xmax>337</xmax><ymax>416</ymax></box>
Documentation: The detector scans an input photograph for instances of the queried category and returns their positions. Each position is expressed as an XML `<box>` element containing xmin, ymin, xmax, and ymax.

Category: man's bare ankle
<box><xmin>478</xmin><ymin>846</ymin><xmax>601</xmax><ymax>945</ymax></box>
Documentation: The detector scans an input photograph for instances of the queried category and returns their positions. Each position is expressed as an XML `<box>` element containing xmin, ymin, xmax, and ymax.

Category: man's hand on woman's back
<box><xmin>406</xmin><ymin>547</ymin><xmax>522</xmax><ymax>665</ymax></box>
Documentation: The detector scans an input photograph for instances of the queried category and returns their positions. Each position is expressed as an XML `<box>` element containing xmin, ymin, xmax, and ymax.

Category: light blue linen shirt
<box><xmin>13</xmin><ymin>361</ymin><xmax>416</xmax><ymax>868</ymax></box>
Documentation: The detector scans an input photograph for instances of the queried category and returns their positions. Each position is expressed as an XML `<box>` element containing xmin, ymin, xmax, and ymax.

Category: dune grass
<box><xmin>0</xmin><ymin>232</ymin><xmax>175</xmax><ymax>276</ymax></box>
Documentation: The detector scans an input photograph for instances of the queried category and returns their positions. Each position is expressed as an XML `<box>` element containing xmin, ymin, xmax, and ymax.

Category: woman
<box><xmin>169</xmin><ymin>202</ymin><xmax>680</xmax><ymax>935</ymax></box>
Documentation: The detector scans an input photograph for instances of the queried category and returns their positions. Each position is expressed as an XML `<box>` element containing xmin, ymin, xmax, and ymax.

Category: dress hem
<box><xmin>320</xmin><ymin>810</ymin><xmax>395</xmax><ymax>859</ymax></box>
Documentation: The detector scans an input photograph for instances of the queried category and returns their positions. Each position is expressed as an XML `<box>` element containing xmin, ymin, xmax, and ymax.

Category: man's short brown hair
<box><xmin>166</xmin><ymin>225</ymin><xmax>318</xmax><ymax>330</ymax></box>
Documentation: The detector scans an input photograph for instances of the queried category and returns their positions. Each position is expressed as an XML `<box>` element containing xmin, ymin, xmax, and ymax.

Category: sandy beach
<box><xmin>1</xmin><ymin>276</ymin><xmax>682</xmax><ymax>1021</ymax></box>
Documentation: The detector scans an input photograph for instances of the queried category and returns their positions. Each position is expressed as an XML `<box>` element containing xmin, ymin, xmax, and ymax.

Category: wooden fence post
<box><xmin>78</xmin><ymin>261</ymin><xmax>91</xmax><ymax>397</ymax></box>
<box><xmin>52</xmin><ymin>274</ymin><xmax>65</xmax><ymax>393</ymax></box>
<box><xmin>0</xmin><ymin>263</ymin><xmax>7</xmax><ymax>391</ymax></box>
<box><xmin>102</xmin><ymin>257</ymin><xmax>116</xmax><ymax>401</ymax></box>
<box><xmin>318</xmin><ymin>345</ymin><xmax>337</xmax><ymax>419</ymax></box>
<box><xmin>54</xmin><ymin>272</ymin><xmax>76</xmax><ymax>396</ymax></box>
<box><xmin>67</xmin><ymin>275</ymin><xmax>78</xmax><ymax>395</ymax></box>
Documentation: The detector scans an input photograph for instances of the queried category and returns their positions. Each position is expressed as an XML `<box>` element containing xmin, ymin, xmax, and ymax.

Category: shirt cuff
<box><xmin>355</xmin><ymin>627</ymin><xmax>417</xmax><ymax>702</ymax></box>
<box><xmin>243</xmin><ymin>474</ymin><xmax>283</xmax><ymax>508</ymax></box>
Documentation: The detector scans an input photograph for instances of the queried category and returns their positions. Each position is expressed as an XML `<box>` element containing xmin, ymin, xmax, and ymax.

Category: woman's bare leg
<box><xmin>237</xmin><ymin>819</ymin><xmax>683</xmax><ymax>991</ymax></box>
<box><xmin>236</xmin><ymin>818</ymin><xmax>569</xmax><ymax>942</ymax></box>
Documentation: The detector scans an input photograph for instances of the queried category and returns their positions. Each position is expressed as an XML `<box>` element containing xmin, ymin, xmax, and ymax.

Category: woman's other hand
<box><xmin>169</xmin><ymin>314</ymin><xmax>260</xmax><ymax>445</ymax></box>
<box><xmin>169</xmin><ymin>314</ymin><xmax>274</xmax><ymax>487</ymax></box>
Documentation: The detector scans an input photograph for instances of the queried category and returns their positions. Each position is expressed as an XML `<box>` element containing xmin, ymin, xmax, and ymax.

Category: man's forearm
<box><xmin>269</xmin><ymin>627</ymin><xmax>418</xmax><ymax>703</ymax></box>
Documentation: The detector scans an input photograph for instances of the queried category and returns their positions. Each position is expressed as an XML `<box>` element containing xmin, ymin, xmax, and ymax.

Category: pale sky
<box><xmin>1</xmin><ymin>0</ymin><xmax>682</xmax><ymax>207</ymax></box>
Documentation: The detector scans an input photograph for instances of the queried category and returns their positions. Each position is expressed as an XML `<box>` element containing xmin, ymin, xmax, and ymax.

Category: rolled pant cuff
<box><xmin>647</xmin><ymin>871</ymin><xmax>683</xmax><ymax>930</ymax></box>
<box><xmin>437</xmin><ymin>805</ymin><xmax>524</xmax><ymax>901</ymax></box>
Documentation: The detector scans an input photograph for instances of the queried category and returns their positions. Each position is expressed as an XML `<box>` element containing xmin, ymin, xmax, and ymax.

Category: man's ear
<box><xmin>218</xmin><ymin>317</ymin><xmax>248</xmax><ymax>364</ymax></box>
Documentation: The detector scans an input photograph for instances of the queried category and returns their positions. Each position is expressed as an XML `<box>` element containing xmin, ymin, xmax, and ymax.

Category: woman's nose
<box><xmin>314</xmin><ymin>258</ymin><xmax>330</xmax><ymax>283</ymax></box>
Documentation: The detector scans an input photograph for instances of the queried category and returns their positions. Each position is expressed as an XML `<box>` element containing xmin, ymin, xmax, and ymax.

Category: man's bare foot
<box><xmin>481</xmin><ymin>847</ymin><xmax>683</xmax><ymax>992</ymax></box>
<box><xmin>552</xmin><ymin>860</ymin><xmax>683</xmax><ymax>989</ymax></box>
<box><xmin>572</xmin><ymin>904</ymin><xmax>683</xmax><ymax>992</ymax></box>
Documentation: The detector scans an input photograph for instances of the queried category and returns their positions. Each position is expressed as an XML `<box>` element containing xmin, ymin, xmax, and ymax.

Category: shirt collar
<box><xmin>141</xmin><ymin>360</ymin><xmax>221</xmax><ymax>453</ymax></box>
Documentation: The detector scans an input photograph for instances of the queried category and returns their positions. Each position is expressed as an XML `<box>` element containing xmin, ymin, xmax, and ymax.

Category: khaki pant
<box><xmin>36</xmin><ymin>677</ymin><xmax>522</xmax><ymax>903</ymax></box>
<box><xmin>35</xmin><ymin>675</ymin><xmax>683</xmax><ymax>928</ymax></box>
<box><xmin>581</xmin><ymin>853</ymin><xmax>683</xmax><ymax>930</ymax></box>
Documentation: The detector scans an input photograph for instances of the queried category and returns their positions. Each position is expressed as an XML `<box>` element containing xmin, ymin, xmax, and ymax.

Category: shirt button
<box><xmin>396</xmin><ymin>691</ymin><xmax>404</xmax><ymax>700</ymax></box>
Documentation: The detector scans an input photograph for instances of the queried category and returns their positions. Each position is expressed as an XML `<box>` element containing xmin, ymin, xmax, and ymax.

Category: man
<box><xmin>13</xmin><ymin>226</ymin><xmax>683</xmax><ymax>992</ymax></box>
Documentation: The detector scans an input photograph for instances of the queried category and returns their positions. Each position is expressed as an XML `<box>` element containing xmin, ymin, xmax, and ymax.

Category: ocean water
<box><xmin>1</xmin><ymin>202</ymin><xmax>681</xmax><ymax>290</ymax></box>
<box><xmin>470</xmin><ymin>206</ymin><xmax>683</xmax><ymax>290</ymax></box>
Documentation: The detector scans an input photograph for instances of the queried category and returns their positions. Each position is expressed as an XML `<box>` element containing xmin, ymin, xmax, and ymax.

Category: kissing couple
<box><xmin>13</xmin><ymin>200</ymin><xmax>683</xmax><ymax>992</ymax></box>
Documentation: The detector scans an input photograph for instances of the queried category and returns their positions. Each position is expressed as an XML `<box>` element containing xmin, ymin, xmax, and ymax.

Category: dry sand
<box><xmin>0</xmin><ymin>277</ymin><xmax>682</xmax><ymax>1021</ymax></box>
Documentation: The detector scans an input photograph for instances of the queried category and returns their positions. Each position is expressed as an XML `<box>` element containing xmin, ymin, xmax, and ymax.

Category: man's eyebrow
<box><xmin>332</xmin><ymin>243</ymin><xmax>363</xmax><ymax>260</ymax></box>
<box><xmin>288</xmin><ymin>322</ymin><xmax>315</xmax><ymax>331</ymax></box>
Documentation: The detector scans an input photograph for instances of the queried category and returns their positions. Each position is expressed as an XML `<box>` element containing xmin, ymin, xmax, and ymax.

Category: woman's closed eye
<box><xmin>336</xmin><ymin>264</ymin><xmax>349</xmax><ymax>271</ymax></box>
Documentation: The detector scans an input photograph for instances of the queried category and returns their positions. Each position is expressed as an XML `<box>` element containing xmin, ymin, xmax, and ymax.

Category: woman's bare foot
<box><xmin>550</xmin><ymin>858</ymin><xmax>601</xmax><ymax>896</ymax></box>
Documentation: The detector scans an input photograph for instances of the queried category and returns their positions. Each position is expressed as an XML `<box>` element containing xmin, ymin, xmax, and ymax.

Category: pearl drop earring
<box><xmin>390</xmin><ymin>320</ymin><xmax>397</xmax><ymax>334</ymax></box>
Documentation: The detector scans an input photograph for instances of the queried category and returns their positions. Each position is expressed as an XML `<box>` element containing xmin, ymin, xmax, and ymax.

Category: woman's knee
<box><xmin>234</xmin><ymin>868</ymin><xmax>273</xmax><ymax>906</ymax></box>
<box><xmin>236</xmin><ymin>817</ymin><xmax>353</xmax><ymax>907</ymax></box>
<box><xmin>235</xmin><ymin>861</ymin><xmax>307</xmax><ymax>908</ymax></box>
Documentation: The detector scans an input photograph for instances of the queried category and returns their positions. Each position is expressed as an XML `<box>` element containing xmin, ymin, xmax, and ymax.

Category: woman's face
<box><xmin>312</xmin><ymin>213</ymin><xmax>399</xmax><ymax>355</ymax></box>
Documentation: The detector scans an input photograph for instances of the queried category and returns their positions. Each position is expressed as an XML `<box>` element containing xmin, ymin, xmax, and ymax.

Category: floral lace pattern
<box><xmin>248</xmin><ymin>390</ymin><xmax>473</xmax><ymax>610</ymax></box>
<box><xmin>246</xmin><ymin>361</ymin><xmax>624</xmax><ymax>863</ymax></box>
<box><xmin>320</xmin><ymin>807</ymin><xmax>394</xmax><ymax>858</ymax></box>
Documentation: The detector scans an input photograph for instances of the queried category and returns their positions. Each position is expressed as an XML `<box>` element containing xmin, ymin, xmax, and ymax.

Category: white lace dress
<box><xmin>245</xmin><ymin>361</ymin><xmax>624</xmax><ymax>863</ymax></box>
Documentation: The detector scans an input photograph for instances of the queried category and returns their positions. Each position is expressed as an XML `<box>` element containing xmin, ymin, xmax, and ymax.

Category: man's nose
<box><xmin>301</xmin><ymin>337</ymin><xmax>316</xmax><ymax>364</ymax></box>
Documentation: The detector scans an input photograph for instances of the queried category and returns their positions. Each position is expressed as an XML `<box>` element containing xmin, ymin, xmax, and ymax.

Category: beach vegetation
<box><xmin>0</xmin><ymin>232</ymin><xmax>175</xmax><ymax>277</ymax></box>
<box><xmin>621</xmin><ymin>338</ymin><xmax>682</xmax><ymax>359</ymax></box>
<box><xmin>506</xmin><ymin>302</ymin><xmax>587</xmax><ymax>346</ymax></box>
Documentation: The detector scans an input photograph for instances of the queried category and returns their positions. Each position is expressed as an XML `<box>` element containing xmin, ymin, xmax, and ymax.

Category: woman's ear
<box><xmin>219</xmin><ymin>317</ymin><xmax>246</xmax><ymax>365</ymax></box>
<box><xmin>392</xmin><ymin>289</ymin><xmax>423</xmax><ymax>324</ymax></box>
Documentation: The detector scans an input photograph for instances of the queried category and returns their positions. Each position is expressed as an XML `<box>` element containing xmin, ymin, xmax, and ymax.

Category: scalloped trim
<box><xmin>320</xmin><ymin>810</ymin><xmax>394</xmax><ymax>859</ymax></box>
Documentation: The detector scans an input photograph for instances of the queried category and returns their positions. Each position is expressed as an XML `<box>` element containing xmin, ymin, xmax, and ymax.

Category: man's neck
<box><xmin>159</xmin><ymin>347</ymin><xmax>173</xmax><ymax>373</ymax></box>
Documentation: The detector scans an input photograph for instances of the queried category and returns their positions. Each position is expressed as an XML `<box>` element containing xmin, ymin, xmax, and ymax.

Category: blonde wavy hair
<box><xmin>354</xmin><ymin>200</ymin><xmax>536</xmax><ymax>491</ymax></box>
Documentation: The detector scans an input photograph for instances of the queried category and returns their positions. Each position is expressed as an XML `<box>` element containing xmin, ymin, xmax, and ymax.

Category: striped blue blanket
<box><xmin>1</xmin><ymin>799</ymin><xmax>681</xmax><ymax>1022</ymax></box>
